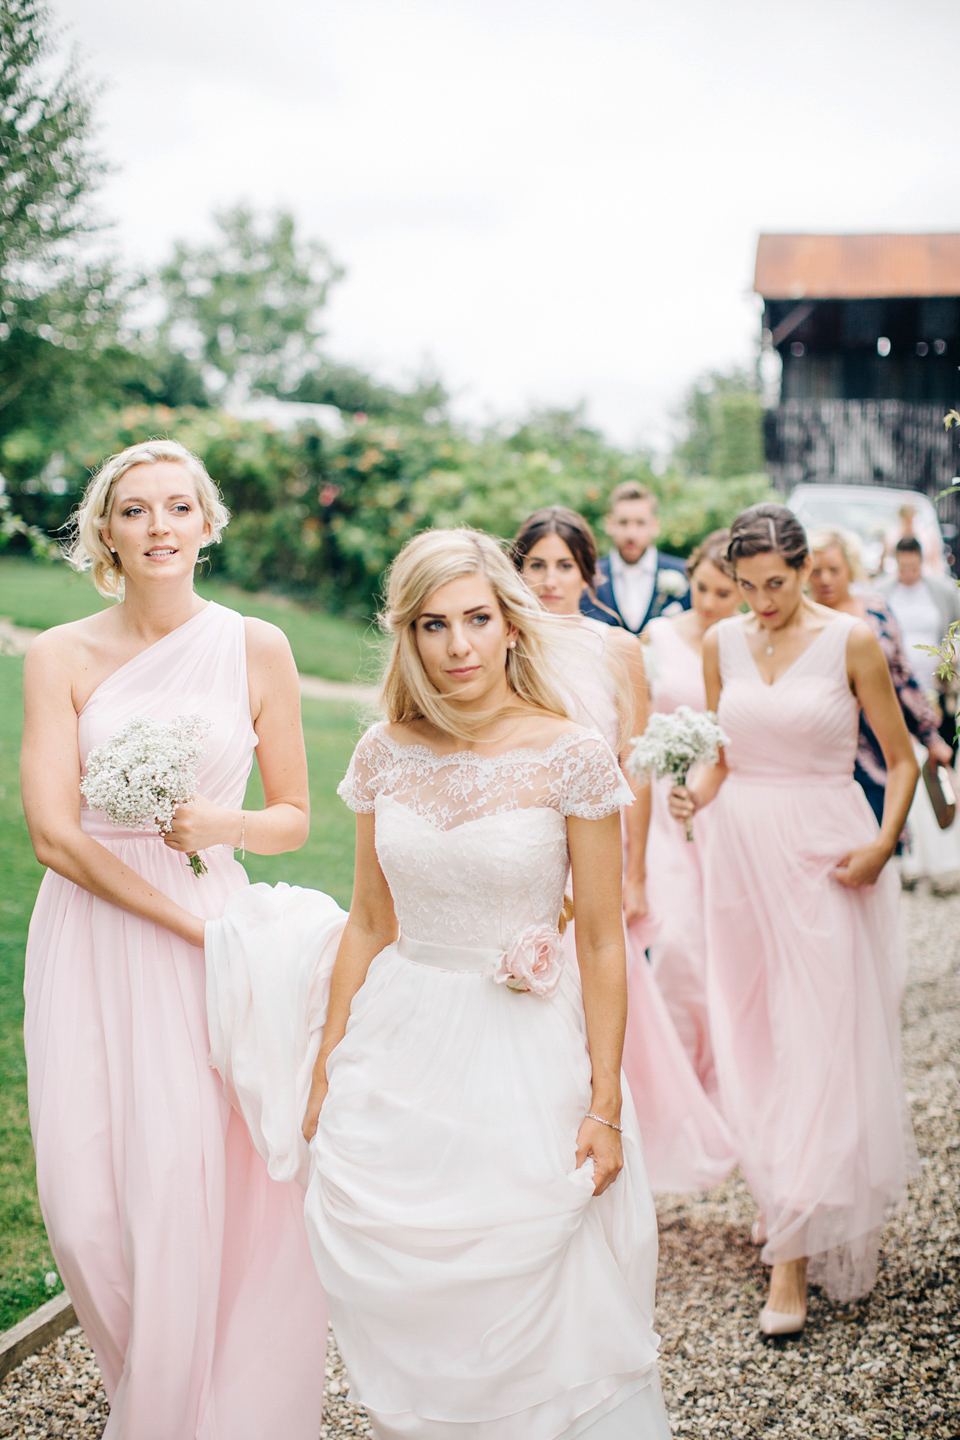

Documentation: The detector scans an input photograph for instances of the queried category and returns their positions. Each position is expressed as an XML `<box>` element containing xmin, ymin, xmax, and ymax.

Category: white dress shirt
<box><xmin>609</xmin><ymin>546</ymin><xmax>658</xmax><ymax>632</ymax></box>
<box><xmin>887</xmin><ymin>580</ymin><xmax>943</xmax><ymax>694</ymax></box>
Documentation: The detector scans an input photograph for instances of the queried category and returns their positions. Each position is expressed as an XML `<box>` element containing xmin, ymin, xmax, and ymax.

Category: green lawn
<box><xmin>0</xmin><ymin>654</ymin><xmax>360</xmax><ymax>1330</ymax></box>
<box><xmin>0</xmin><ymin>556</ymin><xmax>378</xmax><ymax>684</ymax></box>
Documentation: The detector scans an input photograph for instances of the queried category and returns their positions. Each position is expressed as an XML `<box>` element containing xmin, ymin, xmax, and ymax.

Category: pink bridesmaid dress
<box><xmin>23</xmin><ymin>603</ymin><xmax>327</xmax><ymax>1440</ymax></box>
<box><xmin>643</xmin><ymin>617</ymin><xmax>716</xmax><ymax>1095</ymax></box>
<box><xmin>565</xmin><ymin>620</ymin><xmax>733</xmax><ymax>1194</ymax></box>
<box><xmin>704</xmin><ymin>613</ymin><xmax>917</xmax><ymax>1300</ymax></box>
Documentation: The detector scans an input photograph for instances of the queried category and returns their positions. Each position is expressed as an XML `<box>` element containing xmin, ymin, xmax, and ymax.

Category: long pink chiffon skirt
<box><xmin>703</xmin><ymin>774</ymin><xmax>916</xmax><ymax>1300</ymax></box>
<box><xmin>24</xmin><ymin>836</ymin><xmax>326</xmax><ymax>1440</ymax></box>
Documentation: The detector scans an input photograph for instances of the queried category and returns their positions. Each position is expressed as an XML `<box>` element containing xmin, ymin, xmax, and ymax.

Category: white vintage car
<box><xmin>786</xmin><ymin>482</ymin><xmax>956</xmax><ymax>577</ymax></box>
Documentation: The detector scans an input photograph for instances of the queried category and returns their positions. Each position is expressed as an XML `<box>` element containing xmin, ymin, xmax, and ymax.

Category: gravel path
<box><xmin>2</xmin><ymin>889</ymin><xmax>956</xmax><ymax>1439</ymax></box>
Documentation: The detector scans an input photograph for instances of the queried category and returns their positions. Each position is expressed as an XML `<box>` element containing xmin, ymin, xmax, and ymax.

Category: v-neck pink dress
<box><xmin>643</xmin><ymin>617</ymin><xmax>716</xmax><ymax>1094</ymax></box>
<box><xmin>23</xmin><ymin>603</ymin><xmax>326</xmax><ymax>1440</ymax></box>
<box><xmin>703</xmin><ymin>614</ymin><xmax>916</xmax><ymax>1300</ymax></box>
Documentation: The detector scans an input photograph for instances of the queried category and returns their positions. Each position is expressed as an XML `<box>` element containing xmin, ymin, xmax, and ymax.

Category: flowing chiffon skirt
<box><xmin>645</xmin><ymin>776</ymin><xmax>717</xmax><ymax>1094</ymax></box>
<box><xmin>704</xmin><ymin>774</ymin><xmax>917</xmax><ymax>1299</ymax></box>
<box><xmin>25</xmin><ymin>840</ymin><xmax>327</xmax><ymax>1440</ymax></box>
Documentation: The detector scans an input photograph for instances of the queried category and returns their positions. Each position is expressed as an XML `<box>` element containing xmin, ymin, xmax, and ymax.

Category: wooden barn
<box><xmin>755</xmin><ymin>233</ymin><xmax>960</xmax><ymax>509</ymax></box>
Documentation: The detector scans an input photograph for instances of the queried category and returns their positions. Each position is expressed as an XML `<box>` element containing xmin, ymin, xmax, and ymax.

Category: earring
<box><xmin>508</xmin><ymin>640</ymin><xmax>517</xmax><ymax>649</ymax></box>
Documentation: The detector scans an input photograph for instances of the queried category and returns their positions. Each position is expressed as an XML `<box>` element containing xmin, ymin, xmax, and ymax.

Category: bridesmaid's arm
<box><xmin>164</xmin><ymin>619</ymin><xmax>309</xmax><ymax>858</ymax></box>
<box><xmin>21</xmin><ymin>633</ymin><xmax>207</xmax><ymax>948</ymax></box>
<box><xmin>567</xmin><ymin>810</ymin><xmax>626</xmax><ymax>1197</ymax></box>
<box><xmin>668</xmin><ymin>626</ymin><xmax>728</xmax><ymax>826</ymax></box>
<box><xmin>302</xmin><ymin>813</ymin><xmax>397</xmax><ymax>1140</ymax></box>
<box><xmin>609</xmin><ymin>629</ymin><xmax>651</xmax><ymax>926</ymax></box>
<box><xmin>835</xmin><ymin>623</ymin><xmax>919</xmax><ymax>888</ymax></box>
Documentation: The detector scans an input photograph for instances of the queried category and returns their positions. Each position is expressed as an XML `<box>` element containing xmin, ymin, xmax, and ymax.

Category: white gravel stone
<box><xmin>2</xmin><ymin>889</ymin><xmax>957</xmax><ymax>1438</ymax></box>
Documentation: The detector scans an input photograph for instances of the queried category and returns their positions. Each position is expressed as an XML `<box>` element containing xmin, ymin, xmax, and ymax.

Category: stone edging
<box><xmin>0</xmin><ymin>1294</ymin><xmax>77</xmax><ymax>1382</ymax></box>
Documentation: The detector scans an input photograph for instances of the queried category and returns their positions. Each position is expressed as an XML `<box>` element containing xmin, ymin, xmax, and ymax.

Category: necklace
<box><xmin>765</xmin><ymin>639</ymin><xmax>774</xmax><ymax>656</ymax></box>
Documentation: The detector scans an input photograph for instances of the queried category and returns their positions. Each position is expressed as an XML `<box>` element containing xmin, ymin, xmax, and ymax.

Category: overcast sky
<box><xmin>52</xmin><ymin>0</ymin><xmax>959</xmax><ymax>449</ymax></box>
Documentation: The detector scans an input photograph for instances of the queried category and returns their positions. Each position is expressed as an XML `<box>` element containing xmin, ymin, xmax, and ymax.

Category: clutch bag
<box><xmin>922</xmin><ymin>759</ymin><xmax>957</xmax><ymax>830</ymax></box>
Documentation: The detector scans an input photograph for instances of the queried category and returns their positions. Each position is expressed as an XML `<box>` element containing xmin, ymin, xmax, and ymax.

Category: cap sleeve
<box><xmin>337</xmin><ymin>724</ymin><xmax>393</xmax><ymax>814</ymax></box>
<box><xmin>556</xmin><ymin>732</ymin><xmax>634</xmax><ymax>819</ymax></box>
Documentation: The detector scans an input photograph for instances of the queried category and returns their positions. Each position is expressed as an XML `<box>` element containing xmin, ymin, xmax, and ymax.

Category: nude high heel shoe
<box><xmin>759</xmin><ymin>1259</ymin><xmax>807</xmax><ymax>1335</ymax></box>
<box><xmin>758</xmin><ymin>1304</ymin><xmax>806</xmax><ymax>1336</ymax></box>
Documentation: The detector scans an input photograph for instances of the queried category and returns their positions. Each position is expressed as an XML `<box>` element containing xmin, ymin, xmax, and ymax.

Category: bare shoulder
<box><xmin>24</xmin><ymin>614</ymin><xmax>110</xmax><ymax>686</ymax></box>
<box><xmin>602</xmin><ymin>626</ymin><xmax>644</xmax><ymax>672</ymax></box>
<box><xmin>701</xmin><ymin>623</ymin><xmax>723</xmax><ymax>660</ymax></box>
<box><xmin>242</xmin><ymin>614</ymin><xmax>295</xmax><ymax>663</ymax></box>
<box><xmin>845</xmin><ymin>617</ymin><xmax>883</xmax><ymax>665</ymax></box>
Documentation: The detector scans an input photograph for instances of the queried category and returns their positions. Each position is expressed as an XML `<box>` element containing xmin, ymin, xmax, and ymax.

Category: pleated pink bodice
<box><xmin>716</xmin><ymin>613</ymin><xmax>858</xmax><ymax>785</ymax></box>
<box><xmin>79</xmin><ymin>602</ymin><xmax>257</xmax><ymax>849</ymax></box>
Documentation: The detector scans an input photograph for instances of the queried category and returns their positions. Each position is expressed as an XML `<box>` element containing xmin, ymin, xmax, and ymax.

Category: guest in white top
<box><xmin>581</xmin><ymin>482</ymin><xmax>690</xmax><ymax>635</ymax></box>
<box><xmin>877</xmin><ymin>536</ymin><xmax>960</xmax><ymax>694</ymax></box>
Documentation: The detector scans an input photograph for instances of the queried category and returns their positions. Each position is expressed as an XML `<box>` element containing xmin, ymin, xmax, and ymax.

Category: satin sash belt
<box><xmin>726</xmin><ymin>772</ymin><xmax>852</xmax><ymax>788</ymax></box>
<box><xmin>396</xmin><ymin>933</ymin><xmax>500</xmax><ymax>974</ymax></box>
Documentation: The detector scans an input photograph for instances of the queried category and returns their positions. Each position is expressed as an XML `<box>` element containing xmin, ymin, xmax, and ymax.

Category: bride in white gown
<box><xmin>207</xmin><ymin>528</ymin><xmax>671</xmax><ymax>1440</ymax></box>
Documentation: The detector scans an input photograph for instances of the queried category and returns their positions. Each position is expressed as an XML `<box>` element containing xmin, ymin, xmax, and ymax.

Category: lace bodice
<box><xmin>339</xmin><ymin>724</ymin><xmax>632</xmax><ymax>948</ymax></box>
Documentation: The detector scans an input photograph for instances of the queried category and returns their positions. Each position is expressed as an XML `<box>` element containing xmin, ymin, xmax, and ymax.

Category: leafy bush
<box><xmin>1</xmin><ymin>404</ymin><xmax>771</xmax><ymax>617</ymax></box>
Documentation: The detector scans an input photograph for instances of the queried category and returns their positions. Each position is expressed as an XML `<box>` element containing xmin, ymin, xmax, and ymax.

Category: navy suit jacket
<box><xmin>580</xmin><ymin>550</ymin><xmax>690</xmax><ymax>634</ymax></box>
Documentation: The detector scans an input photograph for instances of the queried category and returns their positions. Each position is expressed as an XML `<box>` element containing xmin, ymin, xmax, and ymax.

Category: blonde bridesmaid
<box><xmin>20</xmin><ymin>441</ymin><xmax>327</xmax><ymax>1439</ymax></box>
<box><xmin>642</xmin><ymin>531</ymin><xmax>739</xmax><ymax>1094</ymax></box>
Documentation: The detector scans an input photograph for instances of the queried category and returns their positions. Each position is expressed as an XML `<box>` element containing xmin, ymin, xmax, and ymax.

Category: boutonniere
<box><xmin>655</xmin><ymin>569</ymin><xmax>688</xmax><ymax>599</ymax></box>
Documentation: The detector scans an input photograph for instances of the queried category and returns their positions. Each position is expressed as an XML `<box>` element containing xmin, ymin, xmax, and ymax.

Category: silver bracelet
<box><xmin>585</xmin><ymin>1112</ymin><xmax>622</xmax><ymax>1133</ymax></box>
<box><xmin>236</xmin><ymin>811</ymin><xmax>245</xmax><ymax>860</ymax></box>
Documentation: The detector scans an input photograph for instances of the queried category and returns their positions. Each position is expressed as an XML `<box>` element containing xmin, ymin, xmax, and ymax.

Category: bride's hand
<box><xmin>575</xmin><ymin>1116</ymin><xmax>623</xmax><ymax>1196</ymax></box>
<box><xmin>667</xmin><ymin>784</ymin><xmax>696</xmax><ymax>825</ymax></box>
<box><xmin>302</xmin><ymin>1052</ymin><xmax>332</xmax><ymax>1142</ymax></box>
<box><xmin>164</xmin><ymin>795</ymin><xmax>237</xmax><ymax>853</ymax></box>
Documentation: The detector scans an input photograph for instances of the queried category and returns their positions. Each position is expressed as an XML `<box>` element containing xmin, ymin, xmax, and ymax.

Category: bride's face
<box><xmin>520</xmin><ymin>534</ymin><xmax>586</xmax><ymax>616</ymax></box>
<box><xmin>414</xmin><ymin>573</ymin><xmax>518</xmax><ymax>707</ymax></box>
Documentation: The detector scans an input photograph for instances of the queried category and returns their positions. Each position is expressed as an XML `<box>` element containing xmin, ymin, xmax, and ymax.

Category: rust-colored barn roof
<box><xmin>754</xmin><ymin>233</ymin><xmax>960</xmax><ymax>300</ymax></box>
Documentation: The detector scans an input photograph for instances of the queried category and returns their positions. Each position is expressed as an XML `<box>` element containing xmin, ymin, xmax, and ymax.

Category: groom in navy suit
<box><xmin>581</xmin><ymin>481</ymin><xmax>690</xmax><ymax>633</ymax></box>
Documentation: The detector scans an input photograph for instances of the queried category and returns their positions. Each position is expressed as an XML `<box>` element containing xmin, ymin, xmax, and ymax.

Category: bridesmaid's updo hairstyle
<box><xmin>381</xmin><ymin>527</ymin><xmax>572</xmax><ymax>741</ymax></box>
<box><xmin>686</xmin><ymin>528</ymin><xmax>734</xmax><ymax>580</ymax></box>
<box><xmin>509</xmin><ymin>506</ymin><xmax>598</xmax><ymax>588</ymax></box>
<box><xmin>65</xmin><ymin>439</ymin><xmax>230</xmax><ymax>599</ymax></box>
<box><xmin>726</xmin><ymin>503</ymin><xmax>809</xmax><ymax>573</ymax></box>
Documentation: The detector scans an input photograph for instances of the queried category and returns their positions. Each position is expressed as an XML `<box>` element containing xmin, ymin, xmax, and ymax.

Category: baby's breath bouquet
<box><xmin>626</xmin><ymin>706</ymin><xmax>729</xmax><ymax>841</ymax></box>
<box><xmin>81</xmin><ymin>714</ymin><xmax>212</xmax><ymax>875</ymax></box>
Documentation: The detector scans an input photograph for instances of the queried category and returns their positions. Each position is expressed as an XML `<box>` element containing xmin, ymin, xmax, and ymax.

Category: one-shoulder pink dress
<box><xmin>643</xmin><ymin>617</ymin><xmax>716</xmax><ymax>1094</ymax></box>
<box><xmin>23</xmin><ymin>603</ymin><xmax>326</xmax><ymax>1440</ymax></box>
<box><xmin>704</xmin><ymin>614</ymin><xmax>917</xmax><ymax>1300</ymax></box>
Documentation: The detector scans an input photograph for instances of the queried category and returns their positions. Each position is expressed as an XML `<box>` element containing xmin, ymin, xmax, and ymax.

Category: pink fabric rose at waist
<box><xmin>491</xmin><ymin>927</ymin><xmax>564</xmax><ymax>997</ymax></box>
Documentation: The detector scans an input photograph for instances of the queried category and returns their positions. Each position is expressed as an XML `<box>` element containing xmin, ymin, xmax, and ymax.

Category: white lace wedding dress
<box><xmin>205</xmin><ymin>722</ymin><xmax>670</xmax><ymax>1440</ymax></box>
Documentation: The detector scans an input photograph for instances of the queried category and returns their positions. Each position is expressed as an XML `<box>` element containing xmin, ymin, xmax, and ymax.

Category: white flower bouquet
<box><xmin>626</xmin><ymin>706</ymin><xmax>729</xmax><ymax>840</ymax></box>
<box><xmin>81</xmin><ymin>714</ymin><xmax>212</xmax><ymax>875</ymax></box>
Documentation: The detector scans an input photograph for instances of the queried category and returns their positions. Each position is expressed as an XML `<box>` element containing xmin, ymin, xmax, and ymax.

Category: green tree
<box><xmin>0</xmin><ymin>0</ymin><xmax>126</xmax><ymax>440</ymax></box>
<box><xmin>157</xmin><ymin>206</ymin><xmax>344</xmax><ymax>401</ymax></box>
<box><xmin>674</xmin><ymin>367</ymin><xmax>765</xmax><ymax>479</ymax></box>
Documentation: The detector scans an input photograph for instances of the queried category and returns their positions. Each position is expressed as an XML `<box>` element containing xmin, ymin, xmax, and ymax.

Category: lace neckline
<box><xmin>374</xmin><ymin>723</ymin><xmax>591</xmax><ymax>768</ymax></box>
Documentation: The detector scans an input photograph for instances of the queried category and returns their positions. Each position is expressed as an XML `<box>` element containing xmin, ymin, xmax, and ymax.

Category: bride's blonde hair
<box><xmin>380</xmin><ymin>528</ymin><xmax>574</xmax><ymax>741</ymax></box>
<box><xmin>64</xmin><ymin>439</ymin><xmax>230</xmax><ymax>598</ymax></box>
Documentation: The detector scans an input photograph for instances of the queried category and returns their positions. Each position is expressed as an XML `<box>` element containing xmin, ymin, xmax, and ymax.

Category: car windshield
<box><xmin>791</xmin><ymin>493</ymin><xmax>922</xmax><ymax>540</ymax></box>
